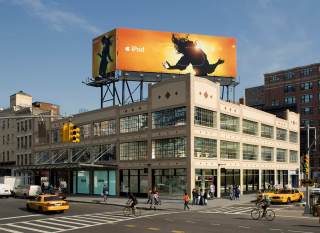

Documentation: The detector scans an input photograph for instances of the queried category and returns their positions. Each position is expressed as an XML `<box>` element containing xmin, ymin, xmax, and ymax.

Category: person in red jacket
<box><xmin>183</xmin><ymin>192</ymin><xmax>190</xmax><ymax>210</ymax></box>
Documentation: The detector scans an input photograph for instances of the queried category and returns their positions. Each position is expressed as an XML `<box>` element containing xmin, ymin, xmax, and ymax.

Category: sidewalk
<box><xmin>66</xmin><ymin>193</ymin><xmax>257</xmax><ymax>211</ymax></box>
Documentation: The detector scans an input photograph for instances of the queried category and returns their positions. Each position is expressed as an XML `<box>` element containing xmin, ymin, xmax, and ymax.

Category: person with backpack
<box><xmin>127</xmin><ymin>192</ymin><xmax>138</xmax><ymax>211</ymax></box>
<box><xmin>183</xmin><ymin>192</ymin><xmax>190</xmax><ymax>210</ymax></box>
<box><xmin>102</xmin><ymin>184</ymin><xmax>109</xmax><ymax>202</ymax></box>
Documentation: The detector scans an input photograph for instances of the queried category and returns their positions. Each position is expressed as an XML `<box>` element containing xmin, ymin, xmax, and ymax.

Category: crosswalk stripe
<box><xmin>35</xmin><ymin>219</ymin><xmax>76</xmax><ymax>229</ymax></box>
<box><xmin>90</xmin><ymin>215</ymin><xmax>130</xmax><ymax>221</ymax></box>
<box><xmin>0</xmin><ymin>226</ymin><xmax>23</xmax><ymax>233</ymax></box>
<box><xmin>92</xmin><ymin>213</ymin><xmax>132</xmax><ymax>220</ymax></box>
<box><xmin>60</xmin><ymin>216</ymin><xmax>98</xmax><ymax>224</ymax></box>
<box><xmin>5</xmin><ymin>224</ymin><xmax>48</xmax><ymax>233</ymax></box>
<box><xmin>69</xmin><ymin>215</ymin><xmax>116</xmax><ymax>223</ymax></box>
<box><xmin>87</xmin><ymin>215</ymin><xmax>122</xmax><ymax>221</ymax></box>
<box><xmin>22</xmin><ymin>222</ymin><xmax>62</xmax><ymax>231</ymax></box>
<box><xmin>46</xmin><ymin>218</ymin><xmax>89</xmax><ymax>226</ymax></box>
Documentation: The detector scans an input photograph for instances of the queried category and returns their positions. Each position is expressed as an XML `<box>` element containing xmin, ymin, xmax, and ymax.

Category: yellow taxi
<box><xmin>270</xmin><ymin>189</ymin><xmax>304</xmax><ymax>204</ymax></box>
<box><xmin>26</xmin><ymin>194</ymin><xmax>69</xmax><ymax>213</ymax></box>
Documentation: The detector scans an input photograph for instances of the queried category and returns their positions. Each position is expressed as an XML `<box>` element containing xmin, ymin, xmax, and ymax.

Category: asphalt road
<box><xmin>0</xmin><ymin>197</ymin><xmax>319</xmax><ymax>233</ymax></box>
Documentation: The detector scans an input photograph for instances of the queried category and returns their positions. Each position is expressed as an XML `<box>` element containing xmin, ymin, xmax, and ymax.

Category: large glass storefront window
<box><xmin>120</xmin><ymin>141</ymin><xmax>147</xmax><ymax>160</ymax></box>
<box><xmin>243</xmin><ymin>170</ymin><xmax>259</xmax><ymax>193</ymax></box>
<box><xmin>220</xmin><ymin>169</ymin><xmax>240</xmax><ymax>196</ymax></box>
<box><xmin>220</xmin><ymin>114</ymin><xmax>239</xmax><ymax>132</ymax></box>
<box><xmin>152</xmin><ymin>137</ymin><xmax>186</xmax><ymax>159</ymax></box>
<box><xmin>261</xmin><ymin>124</ymin><xmax>273</xmax><ymax>138</ymax></box>
<box><xmin>194</xmin><ymin>107</ymin><xmax>216</xmax><ymax>128</ymax></box>
<box><xmin>120</xmin><ymin>169</ymin><xmax>149</xmax><ymax>197</ymax></box>
<box><xmin>261</xmin><ymin>146</ymin><xmax>274</xmax><ymax>161</ymax></box>
<box><xmin>73</xmin><ymin>170</ymin><xmax>116</xmax><ymax>196</ymax></box>
<box><xmin>220</xmin><ymin>141</ymin><xmax>239</xmax><ymax>160</ymax></box>
<box><xmin>262</xmin><ymin>170</ymin><xmax>275</xmax><ymax>190</ymax></box>
<box><xmin>77</xmin><ymin>171</ymin><xmax>90</xmax><ymax>194</ymax></box>
<box><xmin>242</xmin><ymin>119</ymin><xmax>258</xmax><ymax>135</ymax></box>
<box><xmin>152</xmin><ymin>107</ymin><xmax>186</xmax><ymax>128</ymax></box>
<box><xmin>242</xmin><ymin>144</ymin><xmax>258</xmax><ymax>160</ymax></box>
<box><xmin>277</xmin><ymin>170</ymin><xmax>288</xmax><ymax>189</ymax></box>
<box><xmin>120</xmin><ymin>114</ymin><xmax>148</xmax><ymax>133</ymax></box>
<box><xmin>152</xmin><ymin>168</ymin><xmax>186</xmax><ymax>197</ymax></box>
<box><xmin>195</xmin><ymin>169</ymin><xmax>217</xmax><ymax>195</ymax></box>
<box><xmin>194</xmin><ymin>137</ymin><xmax>217</xmax><ymax>158</ymax></box>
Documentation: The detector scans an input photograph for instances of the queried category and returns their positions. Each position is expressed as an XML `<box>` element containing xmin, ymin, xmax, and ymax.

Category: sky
<box><xmin>0</xmin><ymin>0</ymin><xmax>319</xmax><ymax>115</ymax></box>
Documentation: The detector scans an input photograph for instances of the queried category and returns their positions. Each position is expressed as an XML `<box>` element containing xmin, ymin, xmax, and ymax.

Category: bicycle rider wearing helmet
<box><xmin>128</xmin><ymin>192</ymin><xmax>138</xmax><ymax>210</ymax></box>
<box><xmin>259</xmin><ymin>195</ymin><xmax>271</xmax><ymax>216</ymax></box>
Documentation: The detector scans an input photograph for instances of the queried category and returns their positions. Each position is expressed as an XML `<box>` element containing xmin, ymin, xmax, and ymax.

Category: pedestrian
<box><xmin>235</xmin><ymin>185</ymin><xmax>240</xmax><ymax>200</ymax></box>
<box><xmin>183</xmin><ymin>192</ymin><xmax>190</xmax><ymax>210</ymax></box>
<box><xmin>229</xmin><ymin>185</ymin><xmax>234</xmax><ymax>200</ymax></box>
<box><xmin>197</xmin><ymin>189</ymin><xmax>201</xmax><ymax>205</ymax></box>
<box><xmin>102</xmin><ymin>184</ymin><xmax>108</xmax><ymax>202</ymax></box>
<box><xmin>192</xmin><ymin>189</ymin><xmax>197</xmax><ymax>205</ymax></box>
<box><xmin>200</xmin><ymin>189</ymin><xmax>204</xmax><ymax>205</ymax></box>
<box><xmin>210</xmin><ymin>184</ymin><xmax>215</xmax><ymax>199</ymax></box>
<box><xmin>41</xmin><ymin>183</ymin><xmax>45</xmax><ymax>194</ymax></box>
<box><xmin>147</xmin><ymin>189</ymin><xmax>152</xmax><ymax>204</ymax></box>
<box><xmin>203</xmin><ymin>190</ymin><xmax>208</xmax><ymax>205</ymax></box>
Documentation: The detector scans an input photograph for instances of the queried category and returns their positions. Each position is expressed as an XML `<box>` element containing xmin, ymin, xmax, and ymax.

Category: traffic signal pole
<box><xmin>304</xmin><ymin>124</ymin><xmax>310</xmax><ymax>214</ymax></box>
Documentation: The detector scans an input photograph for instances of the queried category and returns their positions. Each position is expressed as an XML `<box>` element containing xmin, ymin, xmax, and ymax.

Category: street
<box><xmin>0</xmin><ymin>198</ymin><xmax>319</xmax><ymax>233</ymax></box>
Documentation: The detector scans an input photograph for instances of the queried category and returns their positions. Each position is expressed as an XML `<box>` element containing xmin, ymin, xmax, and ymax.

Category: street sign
<box><xmin>301</xmin><ymin>179</ymin><xmax>314</xmax><ymax>186</ymax></box>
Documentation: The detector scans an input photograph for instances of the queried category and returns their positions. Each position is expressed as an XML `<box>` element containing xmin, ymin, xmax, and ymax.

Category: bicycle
<box><xmin>251</xmin><ymin>206</ymin><xmax>275</xmax><ymax>221</ymax></box>
<box><xmin>123</xmin><ymin>205</ymin><xmax>141</xmax><ymax>217</ymax></box>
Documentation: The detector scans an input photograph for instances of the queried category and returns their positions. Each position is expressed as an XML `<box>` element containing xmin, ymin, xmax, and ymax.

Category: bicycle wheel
<box><xmin>265</xmin><ymin>209</ymin><xmax>275</xmax><ymax>221</ymax></box>
<box><xmin>133</xmin><ymin>208</ymin><xmax>141</xmax><ymax>217</ymax></box>
<box><xmin>250</xmin><ymin>208</ymin><xmax>260</xmax><ymax>220</ymax></box>
<box><xmin>123</xmin><ymin>207</ymin><xmax>131</xmax><ymax>216</ymax></box>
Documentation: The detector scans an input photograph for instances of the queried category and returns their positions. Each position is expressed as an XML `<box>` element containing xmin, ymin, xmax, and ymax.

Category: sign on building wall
<box><xmin>92</xmin><ymin>28</ymin><xmax>237</xmax><ymax>79</ymax></box>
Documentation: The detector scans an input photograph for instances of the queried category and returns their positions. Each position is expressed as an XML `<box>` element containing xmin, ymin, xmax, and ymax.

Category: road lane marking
<box><xmin>288</xmin><ymin>230</ymin><xmax>314</xmax><ymax>233</ymax></box>
<box><xmin>147</xmin><ymin>227</ymin><xmax>160</xmax><ymax>231</ymax></box>
<box><xmin>210</xmin><ymin>223</ymin><xmax>221</xmax><ymax>226</ymax></box>
<box><xmin>238</xmin><ymin>225</ymin><xmax>250</xmax><ymax>229</ymax></box>
<box><xmin>0</xmin><ymin>215</ymin><xmax>41</xmax><ymax>221</ymax></box>
<box><xmin>47</xmin><ymin>218</ymin><xmax>89</xmax><ymax>226</ymax></box>
<box><xmin>270</xmin><ymin>229</ymin><xmax>282</xmax><ymax>231</ymax></box>
<box><xmin>35</xmin><ymin>219</ymin><xmax>76</xmax><ymax>228</ymax></box>
<box><xmin>0</xmin><ymin>226</ymin><xmax>23</xmax><ymax>233</ymax></box>
<box><xmin>6</xmin><ymin>224</ymin><xmax>48</xmax><ymax>233</ymax></box>
<box><xmin>125</xmin><ymin>224</ymin><xmax>136</xmax><ymax>228</ymax></box>
<box><xmin>61</xmin><ymin>216</ymin><xmax>100</xmax><ymax>224</ymax></box>
<box><xmin>171</xmin><ymin>231</ymin><xmax>185</xmax><ymax>233</ymax></box>
<box><xmin>68</xmin><ymin>215</ymin><xmax>115</xmax><ymax>223</ymax></box>
<box><xmin>22</xmin><ymin>222</ymin><xmax>62</xmax><ymax>231</ymax></box>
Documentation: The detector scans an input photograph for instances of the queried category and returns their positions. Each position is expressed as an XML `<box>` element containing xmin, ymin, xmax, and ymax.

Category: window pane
<box><xmin>276</xmin><ymin>148</ymin><xmax>287</xmax><ymax>162</ymax></box>
<box><xmin>220</xmin><ymin>140</ymin><xmax>239</xmax><ymax>159</ymax></box>
<box><xmin>243</xmin><ymin>144</ymin><xmax>258</xmax><ymax>160</ymax></box>
<box><xmin>194</xmin><ymin>107</ymin><xmax>216</xmax><ymax>128</ymax></box>
<box><xmin>276</xmin><ymin>128</ymin><xmax>287</xmax><ymax>141</ymax></box>
<box><xmin>220</xmin><ymin>114</ymin><xmax>239</xmax><ymax>132</ymax></box>
<box><xmin>120</xmin><ymin>141</ymin><xmax>147</xmax><ymax>160</ymax></box>
<box><xmin>152</xmin><ymin>137</ymin><xmax>186</xmax><ymax>159</ymax></box>
<box><xmin>289</xmin><ymin>131</ymin><xmax>298</xmax><ymax>143</ymax></box>
<box><xmin>242</xmin><ymin>119</ymin><xmax>258</xmax><ymax>135</ymax></box>
<box><xmin>261</xmin><ymin>124</ymin><xmax>273</xmax><ymax>138</ymax></box>
<box><xmin>194</xmin><ymin>137</ymin><xmax>217</xmax><ymax>158</ymax></box>
<box><xmin>120</xmin><ymin>114</ymin><xmax>148</xmax><ymax>133</ymax></box>
<box><xmin>261</xmin><ymin>146</ymin><xmax>273</xmax><ymax>161</ymax></box>
<box><xmin>152</xmin><ymin>107</ymin><xmax>186</xmax><ymax>129</ymax></box>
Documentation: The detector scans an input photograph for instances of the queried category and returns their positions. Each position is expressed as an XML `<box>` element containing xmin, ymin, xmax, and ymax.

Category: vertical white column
<box><xmin>259</xmin><ymin>169</ymin><xmax>262</xmax><ymax>190</ymax></box>
<box><xmin>217</xmin><ymin>167</ymin><xmax>221</xmax><ymax>198</ymax></box>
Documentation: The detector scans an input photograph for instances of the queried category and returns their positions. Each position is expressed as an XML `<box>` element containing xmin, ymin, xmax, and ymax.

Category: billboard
<box><xmin>92</xmin><ymin>28</ymin><xmax>236</xmax><ymax>79</ymax></box>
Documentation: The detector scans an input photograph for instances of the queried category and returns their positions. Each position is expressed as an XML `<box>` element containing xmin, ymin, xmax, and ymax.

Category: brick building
<box><xmin>245</xmin><ymin>63</ymin><xmax>320</xmax><ymax>178</ymax></box>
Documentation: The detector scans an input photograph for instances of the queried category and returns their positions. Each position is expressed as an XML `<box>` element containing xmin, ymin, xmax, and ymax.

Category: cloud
<box><xmin>4</xmin><ymin>0</ymin><xmax>101</xmax><ymax>34</ymax></box>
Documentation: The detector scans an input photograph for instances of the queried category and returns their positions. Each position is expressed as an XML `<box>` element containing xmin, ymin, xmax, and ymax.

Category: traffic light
<box><xmin>60</xmin><ymin>123</ymin><xmax>69</xmax><ymax>143</ymax></box>
<box><xmin>68</xmin><ymin>123</ymin><xmax>80</xmax><ymax>143</ymax></box>
<box><xmin>303</xmin><ymin>154</ymin><xmax>309</xmax><ymax>177</ymax></box>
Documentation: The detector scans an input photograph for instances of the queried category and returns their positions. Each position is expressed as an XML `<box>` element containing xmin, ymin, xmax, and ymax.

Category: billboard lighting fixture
<box><xmin>140</xmin><ymin>74</ymin><xmax>144</xmax><ymax>77</ymax></box>
<box><xmin>125</xmin><ymin>73</ymin><xmax>129</xmax><ymax>76</ymax></box>
<box><xmin>156</xmin><ymin>74</ymin><xmax>160</xmax><ymax>77</ymax></box>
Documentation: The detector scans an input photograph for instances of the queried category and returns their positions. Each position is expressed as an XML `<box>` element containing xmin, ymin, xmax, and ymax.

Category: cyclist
<box><xmin>258</xmin><ymin>194</ymin><xmax>271</xmax><ymax>216</ymax></box>
<box><xmin>127</xmin><ymin>193</ymin><xmax>138</xmax><ymax>213</ymax></box>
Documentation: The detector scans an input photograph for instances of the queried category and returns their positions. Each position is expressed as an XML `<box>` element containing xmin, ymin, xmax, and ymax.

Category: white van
<box><xmin>0</xmin><ymin>184</ymin><xmax>11</xmax><ymax>198</ymax></box>
<box><xmin>12</xmin><ymin>185</ymin><xmax>42</xmax><ymax>198</ymax></box>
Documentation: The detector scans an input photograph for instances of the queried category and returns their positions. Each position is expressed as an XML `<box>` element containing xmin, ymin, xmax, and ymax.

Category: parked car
<box><xmin>0</xmin><ymin>184</ymin><xmax>11</xmax><ymax>198</ymax></box>
<box><xmin>270</xmin><ymin>189</ymin><xmax>304</xmax><ymax>204</ymax></box>
<box><xmin>12</xmin><ymin>185</ymin><xmax>42</xmax><ymax>198</ymax></box>
<box><xmin>26</xmin><ymin>194</ymin><xmax>69</xmax><ymax>213</ymax></box>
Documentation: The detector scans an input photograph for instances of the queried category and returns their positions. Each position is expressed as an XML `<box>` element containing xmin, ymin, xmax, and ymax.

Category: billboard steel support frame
<box><xmin>84</xmin><ymin>71</ymin><xmax>239</xmax><ymax>108</ymax></box>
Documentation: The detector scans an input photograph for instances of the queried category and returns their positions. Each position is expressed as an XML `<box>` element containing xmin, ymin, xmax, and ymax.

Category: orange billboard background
<box><xmin>93</xmin><ymin>28</ymin><xmax>237</xmax><ymax>79</ymax></box>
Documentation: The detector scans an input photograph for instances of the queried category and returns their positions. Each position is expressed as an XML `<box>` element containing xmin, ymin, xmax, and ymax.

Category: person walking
<box><xmin>229</xmin><ymin>185</ymin><xmax>234</xmax><ymax>200</ymax></box>
<box><xmin>203</xmin><ymin>190</ymin><xmax>208</xmax><ymax>205</ymax></box>
<box><xmin>209</xmin><ymin>184</ymin><xmax>215</xmax><ymax>199</ymax></box>
<box><xmin>192</xmin><ymin>189</ymin><xmax>197</xmax><ymax>205</ymax></box>
<box><xmin>183</xmin><ymin>192</ymin><xmax>190</xmax><ymax>210</ymax></box>
<box><xmin>102</xmin><ymin>184</ymin><xmax>108</xmax><ymax>202</ymax></box>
